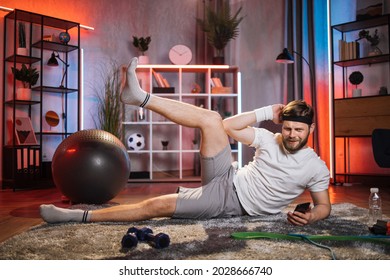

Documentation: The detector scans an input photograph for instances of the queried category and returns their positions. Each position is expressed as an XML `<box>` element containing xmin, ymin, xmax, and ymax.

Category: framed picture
<box><xmin>15</xmin><ymin>117</ymin><xmax>38</xmax><ymax>145</ymax></box>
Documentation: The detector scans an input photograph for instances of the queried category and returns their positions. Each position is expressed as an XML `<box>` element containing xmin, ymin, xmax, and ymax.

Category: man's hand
<box><xmin>272</xmin><ymin>104</ymin><xmax>284</xmax><ymax>124</ymax></box>
<box><xmin>287</xmin><ymin>209</ymin><xmax>311</xmax><ymax>226</ymax></box>
<box><xmin>287</xmin><ymin>190</ymin><xmax>331</xmax><ymax>226</ymax></box>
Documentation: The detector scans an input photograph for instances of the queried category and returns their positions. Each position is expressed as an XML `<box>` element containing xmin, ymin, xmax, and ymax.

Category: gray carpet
<box><xmin>0</xmin><ymin>203</ymin><xmax>389</xmax><ymax>260</ymax></box>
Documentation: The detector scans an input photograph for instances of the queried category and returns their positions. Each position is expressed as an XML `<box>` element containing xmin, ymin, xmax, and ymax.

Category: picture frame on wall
<box><xmin>14</xmin><ymin>117</ymin><xmax>38</xmax><ymax>145</ymax></box>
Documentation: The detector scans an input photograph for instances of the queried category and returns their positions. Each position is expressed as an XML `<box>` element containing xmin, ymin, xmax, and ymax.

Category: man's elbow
<box><xmin>222</xmin><ymin>119</ymin><xmax>234</xmax><ymax>136</ymax></box>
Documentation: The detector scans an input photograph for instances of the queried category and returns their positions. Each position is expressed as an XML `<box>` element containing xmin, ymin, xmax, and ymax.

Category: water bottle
<box><xmin>368</xmin><ymin>188</ymin><xmax>382</xmax><ymax>227</ymax></box>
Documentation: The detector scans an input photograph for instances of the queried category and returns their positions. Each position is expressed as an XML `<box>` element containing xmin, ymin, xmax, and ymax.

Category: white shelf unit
<box><xmin>122</xmin><ymin>64</ymin><xmax>242</xmax><ymax>181</ymax></box>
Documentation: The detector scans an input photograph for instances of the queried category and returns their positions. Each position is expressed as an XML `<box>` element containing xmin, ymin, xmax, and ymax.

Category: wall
<box><xmin>229</xmin><ymin>0</ymin><xmax>285</xmax><ymax>164</ymax></box>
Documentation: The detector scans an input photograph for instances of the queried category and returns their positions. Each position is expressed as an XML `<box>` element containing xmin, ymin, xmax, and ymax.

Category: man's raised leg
<box><xmin>120</xmin><ymin>57</ymin><xmax>229</xmax><ymax>157</ymax></box>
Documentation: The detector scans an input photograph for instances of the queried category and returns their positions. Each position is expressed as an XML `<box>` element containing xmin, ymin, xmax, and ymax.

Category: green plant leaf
<box><xmin>93</xmin><ymin>61</ymin><xmax>123</xmax><ymax>138</ymax></box>
<box><xmin>196</xmin><ymin>1</ymin><xmax>244</xmax><ymax>56</ymax></box>
<box><xmin>132</xmin><ymin>36</ymin><xmax>151</xmax><ymax>55</ymax></box>
<box><xmin>11</xmin><ymin>63</ymin><xmax>39</xmax><ymax>88</ymax></box>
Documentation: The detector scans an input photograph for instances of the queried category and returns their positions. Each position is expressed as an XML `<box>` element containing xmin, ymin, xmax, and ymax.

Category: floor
<box><xmin>0</xmin><ymin>181</ymin><xmax>389</xmax><ymax>244</ymax></box>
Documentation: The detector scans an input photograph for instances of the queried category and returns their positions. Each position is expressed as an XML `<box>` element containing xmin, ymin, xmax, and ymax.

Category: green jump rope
<box><xmin>231</xmin><ymin>232</ymin><xmax>390</xmax><ymax>260</ymax></box>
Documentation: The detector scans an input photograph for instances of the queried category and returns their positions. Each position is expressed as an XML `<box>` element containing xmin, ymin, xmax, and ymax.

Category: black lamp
<box><xmin>276</xmin><ymin>48</ymin><xmax>317</xmax><ymax>150</ymax></box>
<box><xmin>276</xmin><ymin>48</ymin><xmax>313</xmax><ymax>76</ymax></box>
<box><xmin>276</xmin><ymin>48</ymin><xmax>295</xmax><ymax>64</ymax></box>
<box><xmin>48</xmin><ymin>51</ymin><xmax>69</xmax><ymax>88</ymax></box>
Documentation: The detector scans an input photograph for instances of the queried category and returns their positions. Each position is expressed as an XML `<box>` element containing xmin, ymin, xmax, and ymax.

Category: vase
<box><xmin>136</xmin><ymin>56</ymin><xmax>150</xmax><ymax>92</ymax></box>
<box><xmin>352</xmin><ymin>88</ymin><xmax>362</xmax><ymax>97</ymax></box>
<box><xmin>16</xmin><ymin>88</ymin><xmax>32</xmax><ymax>100</ymax></box>
<box><xmin>17</xmin><ymin>47</ymin><xmax>28</xmax><ymax>56</ymax></box>
<box><xmin>161</xmin><ymin>140</ymin><xmax>169</xmax><ymax>150</ymax></box>
<box><xmin>212</xmin><ymin>56</ymin><xmax>225</xmax><ymax>65</ymax></box>
<box><xmin>138</xmin><ymin>55</ymin><xmax>149</xmax><ymax>64</ymax></box>
<box><xmin>368</xmin><ymin>46</ymin><xmax>382</xmax><ymax>56</ymax></box>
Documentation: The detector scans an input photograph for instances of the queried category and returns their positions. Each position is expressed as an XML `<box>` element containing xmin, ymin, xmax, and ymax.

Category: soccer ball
<box><xmin>127</xmin><ymin>133</ymin><xmax>145</xmax><ymax>150</ymax></box>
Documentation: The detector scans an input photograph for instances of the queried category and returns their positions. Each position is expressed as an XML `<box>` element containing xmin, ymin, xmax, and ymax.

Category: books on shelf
<box><xmin>152</xmin><ymin>70</ymin><xmax>174</xmax><ymax>93</ymax></box>
<box><xmin>210</xmin><ymin>77</ymin><xmax>223</xmax><ymax>87</ymax></box>
<box><xmin>339</xmin><ymin>40</ymin><xmax>360</xmax><ymax>61</ymax></box>
<box><xmin>152</xmin><ymin>70</ymin><xmax>170</xmax><ymax>87</ymax></box>
<box><xmin>210</xmin><ymin>77</ymin><xmax>232</xmax><ymax>94</ymax></box>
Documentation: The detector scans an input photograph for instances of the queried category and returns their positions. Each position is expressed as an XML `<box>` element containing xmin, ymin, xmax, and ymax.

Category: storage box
<box><xmin>153</xmin><ymin>87</ymin><xmax>175</xmax><ymax>93</ymax></box>
<box><xmin>211</xmin><ymin>87</ymin><xmax>232</xmax><ymax>94</ymax></box>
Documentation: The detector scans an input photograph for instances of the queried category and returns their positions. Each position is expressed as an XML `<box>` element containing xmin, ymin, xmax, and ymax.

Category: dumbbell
<box><xmin>145</xmin><ymin>232</ymin><xmax>170</xmax><ymax>249</ymax></box>
<box><xmin>121</xmin><ymin>231</ymin><xmax>138</xmax><ymax>249</ymax></box>
<box><xmin>127</xmin><ymin>227</ymin><xmax>153</xmax><ymax>241</ymax></box>
<box><xmin>126</xmin><ymin>227</ymin><xmax>170</xmax><ymax>249</ymax></box>
<box><xmin>121</xmin><ymin>227</ymin><xmax>148</xmax><ymax>249</ymax></box>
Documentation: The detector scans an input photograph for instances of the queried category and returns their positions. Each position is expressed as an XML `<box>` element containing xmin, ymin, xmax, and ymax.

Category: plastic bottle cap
<box><xmin>370</xmin><ymin>188</ymin><xmax>379</xmax><ymax>193</ymax></box>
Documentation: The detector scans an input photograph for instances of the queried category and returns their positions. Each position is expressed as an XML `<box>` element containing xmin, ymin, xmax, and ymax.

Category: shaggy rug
<box><xmin>0</xmin><ymin>203</ymin><xmax>389</xmax><ymax>260</ymax></box>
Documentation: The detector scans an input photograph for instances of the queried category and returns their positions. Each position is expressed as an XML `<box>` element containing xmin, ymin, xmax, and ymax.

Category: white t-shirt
<box><xmin>233</xmin><ymin>127</ymin><xmax>330</xmax><ymax>216</ymax></box>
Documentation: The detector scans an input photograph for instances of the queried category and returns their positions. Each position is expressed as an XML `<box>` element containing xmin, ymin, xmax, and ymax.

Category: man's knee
<box><xmin>144</xmin><ymin>194</ymin><xmax>177</xmax><ymax>218</ymax></box>
<box><xmin>202</xmin><ymin>110</ymin><xmax>223</xmax><ymax>130</ymax></box>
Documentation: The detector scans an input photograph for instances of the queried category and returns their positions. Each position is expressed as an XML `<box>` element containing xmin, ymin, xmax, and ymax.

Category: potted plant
<box><xmin>132</xmin><ymin>36</ymin><xmax>151</xmax><ymax>64</ymax></box>
<box><xmin>357</xmin><ymin>29</ymin><xmax>381</xmax><ymax>56</ymax></box>
<box><xmin>349</xmin><ymin>71</ymin><xmax>364</xmax><ymax>97</ymax></box>
<box><xmin>11</xmin><ymin>64</ymin><xmax>39</xmax><ymax>100</ymax></box>
<box><xmin>17</xmin><ymin>22</ymin><xmax>28</xmax><ymax>55</ymax></box>
<box><xmin>196</xmin><ymin>1</ymin><xmax>244</xmax><ymax>64</ymax></box>
<box><xmin>93</xmin><ymin>62</ymin><xmax>123</xmax><ymax>138</ymax></box>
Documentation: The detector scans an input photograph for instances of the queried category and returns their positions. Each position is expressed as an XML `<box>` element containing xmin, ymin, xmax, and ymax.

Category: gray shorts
<box><xmin>173</xmin><ymin>145</ymin><xmax>246</xmax><ymax>219</ymax></box>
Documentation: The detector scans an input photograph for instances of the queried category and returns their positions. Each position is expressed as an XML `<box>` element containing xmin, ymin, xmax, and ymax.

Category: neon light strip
<box><xmin>327</xmin><ymin>0</ymin><xmax>334</xmax><ymax>179</ymax></box>
<box><xmin>80</xmin><ymin>48</ymin><xmax>84</xmax><ymax>130</ymax></box>
<box><xmin>79</xmin><ymin>24</ymin><xmax>94</xmax><ymax>31</ymax></box>
<box><xmin>237</xmin><ymin>72</ymin><xmax>242</xmax><ymax>168</ymax></box>
<box><xmin>0</xmin><ymin>6</ymin><xmax>13</xmax><ymax>12</ymax></box>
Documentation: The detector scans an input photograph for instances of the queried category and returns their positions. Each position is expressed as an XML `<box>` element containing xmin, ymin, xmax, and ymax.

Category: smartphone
<box><xmin>294</xmin><ymin>202</ymin><xmax>311</xmax><ymax>213</ymax></box>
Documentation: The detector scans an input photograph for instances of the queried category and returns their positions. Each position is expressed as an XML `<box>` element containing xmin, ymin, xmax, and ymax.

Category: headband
<box><xmin>281</xmin><ymin>115</ymin><xmax>313</xmax><ymax>125</ymax></box>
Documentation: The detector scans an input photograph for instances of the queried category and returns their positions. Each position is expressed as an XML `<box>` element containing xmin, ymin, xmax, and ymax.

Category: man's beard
<box><xmin>282</xmin><ymin>132</ymin><xmax>310</xmax><ymax>153</ymax></box>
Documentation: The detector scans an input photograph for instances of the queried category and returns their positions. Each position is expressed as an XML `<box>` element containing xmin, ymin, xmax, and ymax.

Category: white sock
<box><xmin>39</xmin><ymin>204</ymin><xmax>91</xmax><ymax>223</ymax></box>
<box><xmin>120</xmin><ymin>57</ymin><xmax>151</xmax><ymax>107</ymax></box>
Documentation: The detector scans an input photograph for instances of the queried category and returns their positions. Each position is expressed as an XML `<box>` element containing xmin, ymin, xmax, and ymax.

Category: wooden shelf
<box><xmin>32</xmin><ymin>41</ymin><xmax>78</xmax><ymax>53</ymax></box>
<box><xmin>334</xmin><ymin>54</ymin><xmax>389</xmax><ymax>67</ymax></box>
<box><xmin>5</xmin><ymin>99</ymin><xmax>40</xmax><ymax>105</ymax></box>
<box><xmin>334</xmin><ymin>95</ymin><xmax>390</xmax><ymax>137</ymax></box>
<box><xmin>332</xmin><ymin>14</ymin><xmax>390</xmax><ymax>33</ymax></box>
<box><xmin>32</xmin><ymin>86</ymin><xmax>78</xmax><ymax>94</ymax></box>
<box><xmin>7</xmin><ymin>9</ymin><xmax>78</xmax><ymax>30</ymax></box>
<box><xmin>5</xmin><ymin>55</ymin><xmax>41</xmax><ymax>64</ymax></box>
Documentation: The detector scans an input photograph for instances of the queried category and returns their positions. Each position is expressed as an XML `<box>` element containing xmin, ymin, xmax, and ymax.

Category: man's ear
<box><xmin>309</xmin><ymin>123</ymin><xmax>316</xmax><ymax>133</ymax></box>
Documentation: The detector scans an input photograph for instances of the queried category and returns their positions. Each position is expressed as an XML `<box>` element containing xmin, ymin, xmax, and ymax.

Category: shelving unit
<box><xmin>2</xmin><ymin>9</ymin><xmax>81</xmax><ymax>189</ymax></box>
<box><xmin>330</xmin><ymin>14</ymin><xmax>390</xmax><ymax>184</ymax></box>
<box><xmin>123</xmin><ymin>64</ymin><xmax>241</xmax><ymax>181</ymax></box>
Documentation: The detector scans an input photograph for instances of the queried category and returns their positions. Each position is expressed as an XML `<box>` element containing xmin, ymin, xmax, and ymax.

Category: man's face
<box><xmin>281</xmin><ymin>121</ymin><xmax>313</xmax><ymax>153</ymax></box>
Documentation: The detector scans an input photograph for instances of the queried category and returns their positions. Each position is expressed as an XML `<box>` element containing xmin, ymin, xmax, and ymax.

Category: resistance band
<box><xmin>231</xmin><ymin>232</ymin><xmax>390</xmax><ymax>260</ymax></box>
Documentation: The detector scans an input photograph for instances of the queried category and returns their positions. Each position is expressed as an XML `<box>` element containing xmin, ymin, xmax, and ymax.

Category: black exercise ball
<box><xmin>52</xmin><ymin>129</ymin><xmax>131</xmax><ymax>204</ymax></box>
